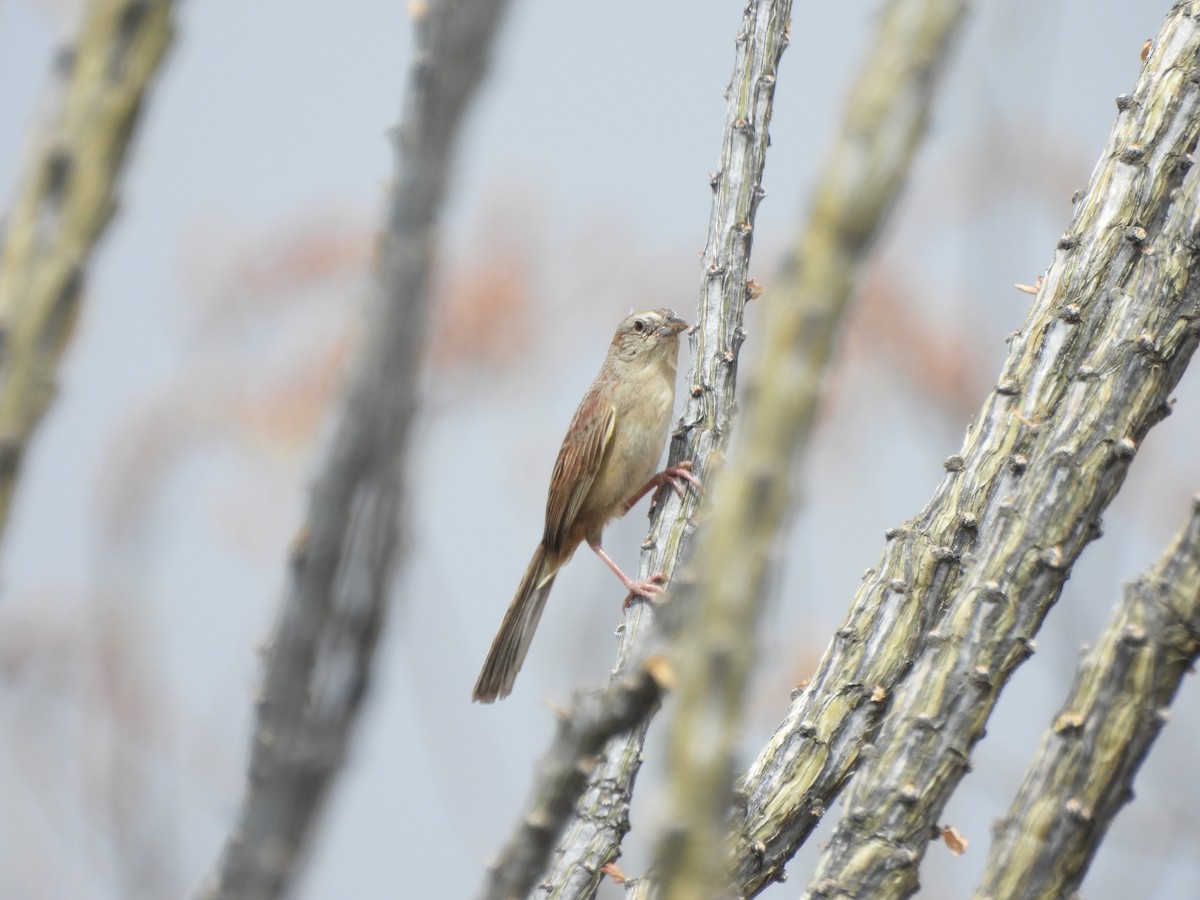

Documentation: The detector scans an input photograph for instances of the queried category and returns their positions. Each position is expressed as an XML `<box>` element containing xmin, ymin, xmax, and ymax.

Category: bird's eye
<box><xmin>632</xmin><ymin>319</ymin><xmax>646</xmax><ymax>333</ymax></box>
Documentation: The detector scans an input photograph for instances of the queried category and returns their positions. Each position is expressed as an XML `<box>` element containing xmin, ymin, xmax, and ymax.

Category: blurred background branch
<box><xmin>201</xmin><ymin>1</ymin><xmax>511</xmax><ymax>897</ymax></box>
<box><xmin>975</xmin><ymin>493</ymin><xmax>1200</xmax><ymax>900</ymax></box>
<box><xmin>0</xmin><ymin>0</ymin><xmax>175</xmax><ymax>542</ymax></box>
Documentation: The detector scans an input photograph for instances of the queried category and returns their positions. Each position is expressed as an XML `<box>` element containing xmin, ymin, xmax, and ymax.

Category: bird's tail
<box><xmin>472</xmin><ymin>544</ymin><xmax>557</xmax><ymax>703</ymax></box>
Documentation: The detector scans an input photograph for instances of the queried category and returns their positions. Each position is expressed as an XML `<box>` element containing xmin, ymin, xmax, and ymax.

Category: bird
<box><xmin>472</xmin><ymin>308</ymin><xmax>700</xmax><ymax>703</ymax></box>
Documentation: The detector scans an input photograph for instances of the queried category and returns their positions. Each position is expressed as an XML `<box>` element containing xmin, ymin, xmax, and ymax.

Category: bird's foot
<box><xmin>622</xmin><ymin>572</ymin><xmax>666</xmax><ymax>610</ymax></box>
<box><xmin>655</xmin><ymin>461</ymin><xmax>702</xmax><ymax>502</ymax></box>
<box><xmin>625</xmin><ymin>460</ymin><xmax>702</xmax><ymax>513</ymax></box>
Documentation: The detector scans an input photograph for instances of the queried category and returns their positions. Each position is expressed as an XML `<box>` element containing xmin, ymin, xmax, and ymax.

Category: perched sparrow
<box><xmin>472</xmin><ymin>308</ymin><xmax>700</xmax><ymax>703</ymax></box>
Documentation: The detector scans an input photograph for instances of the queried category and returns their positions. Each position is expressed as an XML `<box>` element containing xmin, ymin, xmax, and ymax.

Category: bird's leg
<box><xmin>588</xmin><ymin>539</ymin><xmax>666</xmax><ymax>609</ymax></box>
<box><xmin>623</xmin><ymin>460</ymin><xmax>702</xmax><ymax>513</ymax></box>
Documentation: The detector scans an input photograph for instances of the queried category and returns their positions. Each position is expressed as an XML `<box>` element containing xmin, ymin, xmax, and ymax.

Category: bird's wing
<box><xmin>543</xmin><ymin>392</ymin><xmax>616</xmax><ymax>554</ymax></box>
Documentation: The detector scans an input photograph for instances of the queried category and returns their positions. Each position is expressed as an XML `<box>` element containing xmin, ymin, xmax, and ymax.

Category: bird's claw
<box><xmin>658</xmin><ymin>460</ymin><xmax>702</xmax><ymax>501</ymax></box>
<box><xmin>624</xmin><ymin>461</ymin><xmax>703</xmax><ymax>514</ymax></box>
<box><xmin>623</xmin><ymin>573</ymin><xmax>666</xmax><ymax>610</ymax></box>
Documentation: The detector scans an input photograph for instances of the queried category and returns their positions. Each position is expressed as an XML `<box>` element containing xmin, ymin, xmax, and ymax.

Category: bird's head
<box><xmin>608</xmin><ymin>308</ymin><xmax>689</xmax><ymax>364</ymax></box>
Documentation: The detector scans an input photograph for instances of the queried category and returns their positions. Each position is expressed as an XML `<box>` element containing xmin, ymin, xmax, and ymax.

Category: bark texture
<box><xmin>201</xmin><ymin>2</ymin><xmax>511</xmax><ymax>897</ymax></box>
<box><xmin>974</xmin><ymin>495</ymin><xmax>1200</xmax><ymax>900</ymax></box>
<box><xmin>0</xmin><ymin>0</ymin><xmax>175</xmax><ymax>540</ymax></box>
<box><xmin>796</xmin><ymin>4</ymin><xmax>1200</xmax><ymax>897</ymax></box>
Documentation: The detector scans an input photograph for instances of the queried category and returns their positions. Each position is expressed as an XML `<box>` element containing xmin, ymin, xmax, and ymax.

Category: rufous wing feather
<box><xmin>543</xmin><ymin>392</ymin><xmax>615</xmax><ymax>554</ymax></box>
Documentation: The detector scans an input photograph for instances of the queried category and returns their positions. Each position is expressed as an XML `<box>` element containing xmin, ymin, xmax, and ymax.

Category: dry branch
<box><xmin>650</xmin><ymin>0</ymin><xmax>971</xmax><ymax>898</ymax></box>
<box><xmin>201</xmin><ymin>2</ymin><xmax>511</xmax><ymax>897</ymax></box>
<box><xmin>795</xmin><ymin>4</ymin><xmax>1200</xmax><ymax>897</ymax></box>
<box><xmin>974</xmin><ymin>494</ymin><xmax>1200</xmax><ymax>900</ymax></box>
<box><xmin>479</xmin><ymin>3</ymin><xmax>795</xmax><ymax>897</ymax></box>
<box><xmin>0</xmin><ymin>0</ymin><xmax>175</xmax><ymax>540</ymax></box>
<box><xmin>721</xmin><ymin>1</ymin><xmax>975</xmax><ymax>892</ymax></box>
<box><xmin>637</xmin><ymin>9</ymin><xmax>798</xmax><ymax>900</ymax></box>
<box><xmin>478</xmin><ymin>665</ymin><xmax>666</xmax><ymax>900</ymax></box>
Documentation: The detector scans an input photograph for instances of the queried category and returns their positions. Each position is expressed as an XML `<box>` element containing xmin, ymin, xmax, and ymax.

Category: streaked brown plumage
<box><xmin>472</xmin><ymin>308</ymin><xmax>699</xmax><ymax>703</ymax></box>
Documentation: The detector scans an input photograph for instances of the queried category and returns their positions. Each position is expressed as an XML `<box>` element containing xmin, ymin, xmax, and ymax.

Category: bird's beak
<box><xmin>658</xmin><ymin>314</ymin><xmax>688</xmax><ymax>336</ymax></box>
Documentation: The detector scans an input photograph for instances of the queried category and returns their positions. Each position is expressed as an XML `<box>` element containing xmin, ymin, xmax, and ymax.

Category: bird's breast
<box><xmin>579</xmin><ymin>360</ymin><xmax>677</xmax><ymax>527</ymax></box>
